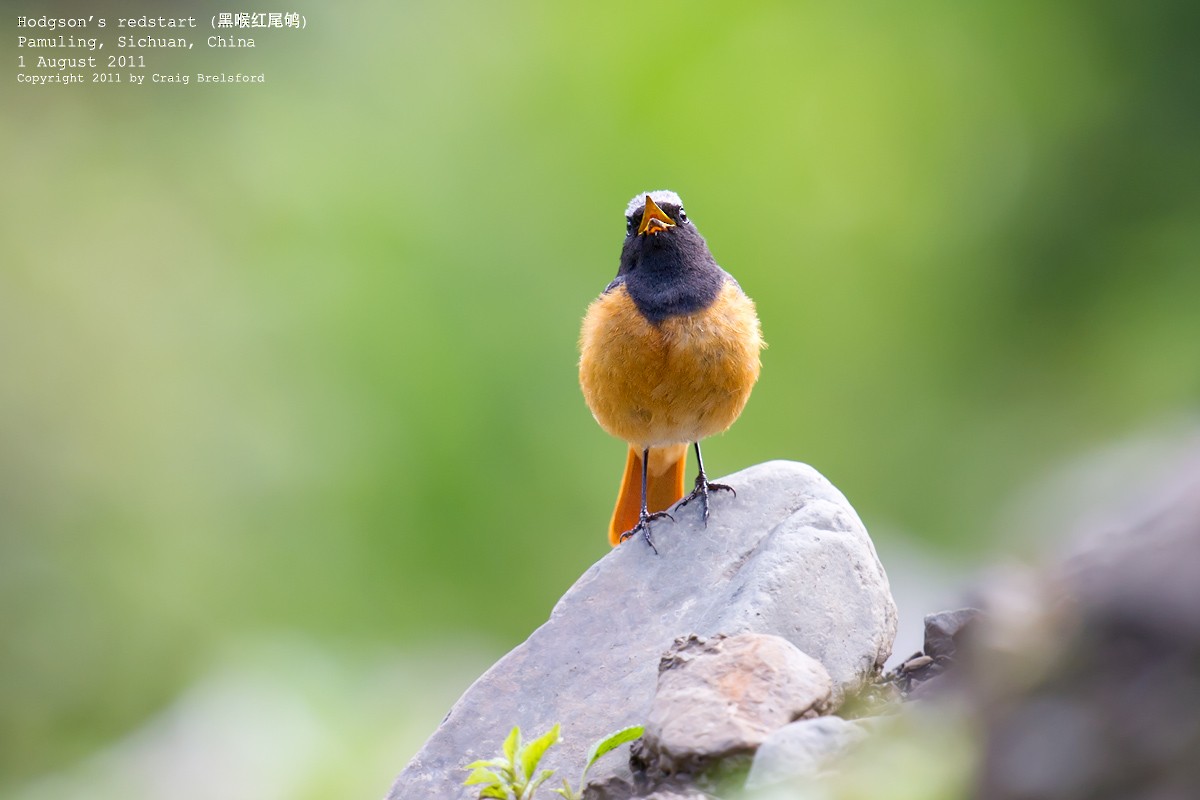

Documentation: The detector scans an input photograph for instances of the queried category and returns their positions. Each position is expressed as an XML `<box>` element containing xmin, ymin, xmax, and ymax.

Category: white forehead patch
<box><xmin>625</xmin><ymin>189</ymin><xmax>684</xmax><ymax>217</ymax></box>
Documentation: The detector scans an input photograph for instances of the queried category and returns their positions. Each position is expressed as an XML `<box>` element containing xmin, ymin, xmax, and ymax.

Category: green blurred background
<box><xmin>1</xmin><ymin>1</ymin><xmax>1197</xmax><ymax>797</ymax></box>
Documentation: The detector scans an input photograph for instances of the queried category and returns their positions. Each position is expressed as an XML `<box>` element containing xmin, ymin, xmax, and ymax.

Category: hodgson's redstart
<box><xmin>580</xmin><ymin>190</ymin><xmax>764</xmax><ymax>550</ymax></box>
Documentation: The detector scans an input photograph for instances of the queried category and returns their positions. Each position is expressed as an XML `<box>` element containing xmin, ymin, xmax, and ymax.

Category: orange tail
<box><xmin>609</xmin><ymin>444</ymin><xmax>688</xmax><ymax>546</ymax></box>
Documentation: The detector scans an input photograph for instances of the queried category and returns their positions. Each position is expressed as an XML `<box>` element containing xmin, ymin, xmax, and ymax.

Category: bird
<box><xmin>579</xmin><ymin>190</ymin><xmax>764</xmax><ymax>551</ymax></box>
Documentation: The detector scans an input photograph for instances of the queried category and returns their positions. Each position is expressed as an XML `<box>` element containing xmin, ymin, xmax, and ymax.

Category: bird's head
<box><xmin>619</xmin><ymin>189</ymin><xmax>715</xmax><ymax>278</ymax></box>
<box><xmin>624</xmin><ymin>190</ymin><xmax>688</xmax><ymax>240</ymax></box>
<box><xmin>614</xmin><ymin>189</ymin><xmax>725</xmax><ymax>319</ymax></box>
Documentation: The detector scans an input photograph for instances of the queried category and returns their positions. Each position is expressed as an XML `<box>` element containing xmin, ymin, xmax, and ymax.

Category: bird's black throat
<box><xmin>613</xmin><ymin>210</ymin><xmax>727</xmax><ymax>325</ymax></box>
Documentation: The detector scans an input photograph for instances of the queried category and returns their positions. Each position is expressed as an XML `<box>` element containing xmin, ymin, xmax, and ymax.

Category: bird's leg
<box><xmin>675</xmin><ymin>441</ymin><xmax>735</xmax><ymax>526</ymax></box>
<box><xmin>618</xmin><ymin>446</ymin><xmax>672</xmax><ymax>553</ymax></box>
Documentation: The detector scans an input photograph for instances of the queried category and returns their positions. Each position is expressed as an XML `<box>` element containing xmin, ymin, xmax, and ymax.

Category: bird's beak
<box><xmin>637</xmin><ymin>194</ymin><xmax>676</xmax><ymax>236</ymax></box>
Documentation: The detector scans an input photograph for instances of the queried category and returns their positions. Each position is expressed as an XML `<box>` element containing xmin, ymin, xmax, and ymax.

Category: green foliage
<box><xmin>554</xmin><ymin>725</ymin><xmax>645</xmax><ymax>800</ymax></box>
<box><xmin>464</xmin><ymin>725</ymin><xmax>560</xmax><ymax>800</ymax></box>
<box><xmin>464</xmin><ymin>724</ymin><xmax>644</xmax><ymax>800</ymax></box>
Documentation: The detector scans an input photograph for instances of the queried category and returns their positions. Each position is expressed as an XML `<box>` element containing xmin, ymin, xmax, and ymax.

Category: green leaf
<box><xmin>519</xmin><ymin>723</ymin><xmax>561</xmax><ymax>781</ymax></box>
<box><xmin>584</xmin><ymin>725</ymin><xmax>644</xmax><ymax>772</ymax></box>
<box><xmin>551</xmin><ymin>777</ymin><xmax>579</xmax><ymax>800</ymax></box>
<box><xmin>479</xmin><ymin>786</ymin><xmax>511</xmax><ymax>800</ymax></box>
<box><xmin>464</xmin><ymin>758</ymin><xmax>511</xmax><ymax>771</ymax></box>
<box><xmin>502</xmin><ymin>726</ymin><xmax>521</xmax><ymax>767</ymax></box>
<box><xmin>463</xmin><ymin>767</ymin><xmax>503</xmax><ymax>787</ymax></box>
<box><xmin>523</xmin><ymin>768</ymin><xmax>556</xmax><ymax>800</ymax></box>
<box><xmin>567</xmin><ymin>724</ymin><xmax>644</xmax><ymax>793</ymax></box>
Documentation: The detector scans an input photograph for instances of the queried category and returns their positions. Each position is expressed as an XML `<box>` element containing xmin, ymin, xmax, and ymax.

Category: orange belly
<box><xmin>579</xmin><ymin>280</ymin><xmax>763</xmax><ymax>450</ymax></box>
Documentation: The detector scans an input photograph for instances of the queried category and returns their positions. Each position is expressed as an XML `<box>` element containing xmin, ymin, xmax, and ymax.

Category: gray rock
<box><xmin>744</xmin><ymin>715</ymin><xmax>871</xmax><ymax>789</ymax></box>
<box><xmin>920</xmin><ymin>431</ymin><xmax>1200</xmax><ymax>800</ymax></box>
<box><xmin>923</xmin><ymin>608</ymin><xmax>980</xmax><ymax>661</ymax></box>
<box><xmin>388</xmin><ymin>460</ymin><xmax>896</xmax><ymax>800</ymax></box>
<box><xmin>643</xmin><ymin>634</ymin><xmax>833</xmax><ymax>773</ymax></box>
<box><xmin>971</xmin><ymin>461</ymin><xmax>1200</xmax><ymax>800</ymax></box>
<box><xmin>582</xmin><ymin>773</ymin><xmax>638</xmax><ymax>800</ymax></box>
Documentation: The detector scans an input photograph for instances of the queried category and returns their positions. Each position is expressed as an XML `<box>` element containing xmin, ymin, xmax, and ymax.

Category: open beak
<box><xmin>637</xmin><ymin>194</ymin><xmax>676</xmax><ymax>236</ymax></box>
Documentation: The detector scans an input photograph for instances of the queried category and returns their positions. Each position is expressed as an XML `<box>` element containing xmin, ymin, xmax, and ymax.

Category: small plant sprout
<box><xmin>463</xmin><ymin>724</ymin><xmax>561</xmax><ymax>800</ymax></box>
<box><xmin>553</xmin><ymin>725</ymin><xmax>645</xmax><ymax>800</ymax></box>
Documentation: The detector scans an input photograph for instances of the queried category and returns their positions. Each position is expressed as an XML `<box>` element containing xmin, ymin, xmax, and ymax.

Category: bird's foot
<box><xmin>618</xmin><ymin>509</ymin><xmax>674</xmax><ymax>554</ymax></box>
<box><xmin>675</xmin><ymin>476</ymin><xmax>736</xmax><ymax>526</ymax></box>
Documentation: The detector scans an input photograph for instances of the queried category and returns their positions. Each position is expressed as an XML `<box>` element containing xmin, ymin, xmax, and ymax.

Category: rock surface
<box><xmin>744</xmin><ymin>715</ymin><xmax>871</xmax><ymax>789</ymax></box>
<box><xmin>388</xmin><ymin>460</ymin><xmax>896</xmax><ymax>800</ymax></box>
<box><xmin>642</xmin><ymin>634</ymin><xmax>833</xmax><ymax>773</ymax></box>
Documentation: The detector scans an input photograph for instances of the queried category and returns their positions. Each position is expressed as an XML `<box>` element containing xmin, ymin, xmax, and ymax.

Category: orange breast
<box><xmin>579</xmin><ymin>280</ymin><xmax>763</xmax><ymax>449</ymax></box>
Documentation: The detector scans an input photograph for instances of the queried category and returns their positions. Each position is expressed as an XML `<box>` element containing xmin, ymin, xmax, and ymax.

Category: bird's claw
<box><xmin>618</xmin><ymin>509</ymin><xmax>673</xmax><ymax>554</ymax></box>
<box><xmin>676</xmin><ymin>478</ymin><xmax>735</xmax><ymax>526</ymax></box>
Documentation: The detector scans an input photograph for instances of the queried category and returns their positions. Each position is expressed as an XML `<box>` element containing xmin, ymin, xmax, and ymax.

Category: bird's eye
<box><xmin>625</xmin><ymin>217</ymin><xmax>633</xmax><ymax>236</ymax></box>
<box><xmin>680</xmin><ymin>209</ymin><xmax>689</xmax><ymax>223</ymax></box>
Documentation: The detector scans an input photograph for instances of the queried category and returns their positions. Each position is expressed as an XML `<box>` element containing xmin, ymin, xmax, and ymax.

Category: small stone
<box><xmin>901</xmin><ymin>654</ymin><xmax>934</xmax><ymax>671</ymax></box>
<box><xmin>581</xmin><ymin>772</ymin><xmax>636</xmax><ymax>800</ymax></box>
<box><xmin>923</xmin><ymin>608</ymin><xmax>980</xmax><ymax>661</ymax></box>
<box><xmin>642</xmin><ymin>633</ymin><xmax>834</xmax><ymax>774</ymax></box>
<box><xmin>744</xmin><ymin>715</ymin><xmax>871</xmax><ymax>789</ymax></box>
